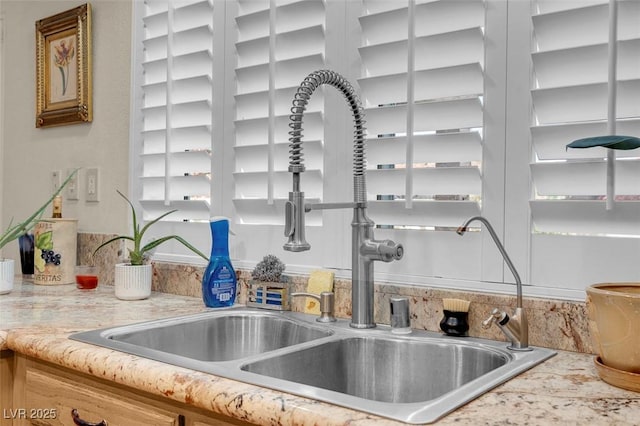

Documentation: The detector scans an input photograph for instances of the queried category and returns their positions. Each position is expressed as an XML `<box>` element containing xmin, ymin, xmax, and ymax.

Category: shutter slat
<box><xmin>532</xmin><ymin>39</ymin><xmax>640</xmax><ymax>89</ymax></box>
<box><xmin>359</xmin><ymin>6</ymin><xmax>408</xmax><ymax>46</ymax></box>
<box><xmin>141</xmin><ymin>176</ymin><xmax>211</xmax><ymax>204</ymax></box>
<box><xmin>530</xmin><ymin>200</ymin><xmax>640</xmax><ymax>236</ymax></box>
<box><xmin>235</xmin><ymin>111</ymin><xmax>323</xmax><ymax>147</ymax></box>
<box><xmin>362</xmin><ymin>0</ymin><xmax>405</xmax><ymax>16</ymax></box>
<box><xmin>368</xmin><ymin>166</ymin><xmax>482</xmax><ymax>197</ymax></box>
<box><xmin>173</xmin><ymin>1</ymin><xmax>212</xmax><ymax>30</ymax></box>
<box><xmin>368</xmin><ymin>200</ymin><xmax>481</xmax><ymax>228</ymax></box>
<box><xmin>368</xmin><ymin>132</ymin><xmax>482</xmax><ymax>166</ymax></box>
<box><xmin>532</xmin><ymin>160</ymin><xmax>640</xmax><ymax>196</ymax></box>
<box><xmin>235</xmin><ymin>170</ymin><xmax>322</xmax><ymax>199</ymax></box>
<box><xmin>275</xmin><ymin>0</ymin><xmax>325</xmax><ymax>34</ymax></box>
<box><xmin>415</xmin><ymin>28</ymin><xmax>485</xmax><ymax>71</ymax></box>
<box><xmin>142</xmin><ymin>60</ymin><xmax>167</xmax><ymax>85</ymax></box>
<box><xmin>366</xmin><ymin>98</ymin><xmax>483</xmax><ymax>135</ymax></box>
<box><xmin>173</xmin><ymin>50</ymin><xmax>212</xmax><ymax>80</ymax></box>
<box><xmin>236</xmin><ymin>36</ymin><xmax>269</xmax><ymax>68</ymax></box>
<box><xmin>235</xmin><ymin>141</ymin><xmax>323</xmax><ymax>172</ymax></box>
<box><xmin>236</xmin><ymin>7</ymin><xmax>269</xmax><ymax>41</ymax></box>
<box><xmin>140</xmin><ymin>199</ymin><xmax>210</xmax><ymax>222</ymax></box>
<box><xmin>173</xmin><ymin>25</ymin><xmax>212</xmax><ymax>55</ymax></box>
<box><xmin>236</xmin><ymin>53</ymin><xmax>324</xmax><ymax>94</ymax></box>
<box><xmin>172</xmin><ymin>100</ymin><xmax>212</xmax><ymax>128</ymax></box>
<box><xmin>414</xmin><ymin>0</ymin><xmax>485</xmax><ymax>38</ymax></box>
<box><xmin>532</xmin><ymin>80</ymin><xmax>640</xmax><ymax>125</ymax></box>
<box><xmin>532</xmin><ymin>119</ymin><xmax>640</xmax><ymax>161</ymax></box>
<box><xmin>233</xmin><ymin>198</ymin><xmax>322</xmax><ymax>225</ymax></box>
<box><xmin>534</xmin><ymin>0</ymin><xmax>607</xmax><ymax>16</ymax></box>
<box><xmin>236</xmin><ymin>87</ymin><xmax>322</xmax><ymax>120</ymax></box>
<box><xmin>143</xmin><ymin>35</ymin><xmax>168</xmax><ymax>62</ymax></box>
<box><xmin>276</xmin><ymin>25</ymin><xmax>325</xmax><ymax>62</ymax></box>
<box><xmin>359</xmin><ymin>63</ymin><xmax>483</xmax><ymax>107</ymax></box>
<box><xmin>533</xmin><ymin>1</ymin><xmax>640</xmax><ymax>52</ymax></box>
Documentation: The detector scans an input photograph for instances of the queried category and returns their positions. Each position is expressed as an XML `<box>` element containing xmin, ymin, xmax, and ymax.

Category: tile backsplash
<box><xmin>79</xmin><ymin>232</ymin><xmax>592</xmax><ymax>354</ymax></box>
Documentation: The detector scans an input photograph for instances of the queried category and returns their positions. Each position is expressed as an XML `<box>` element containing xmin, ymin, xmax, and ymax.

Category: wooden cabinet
<box><xmin>1</xmin><ymin>350</ymin><xmax>15</xmax><ymax>426</ymax></box>
<box><xmin>10</xmin><ymin>354</ymin><xmax>251</xmax><ymax>426</ymax></box>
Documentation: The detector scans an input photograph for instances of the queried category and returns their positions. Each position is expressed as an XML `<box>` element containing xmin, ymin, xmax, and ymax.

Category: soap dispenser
<box><xmin>202</xmin><ymin>217</ymin><xmax>237</xmax><ymax>307</ymax></box>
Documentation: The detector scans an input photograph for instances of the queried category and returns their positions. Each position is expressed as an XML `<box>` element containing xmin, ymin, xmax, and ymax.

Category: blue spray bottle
<box><xmin>202</xmin><ymin>217</ymin><xmax>237</xmax><ymax>307</ymax></box>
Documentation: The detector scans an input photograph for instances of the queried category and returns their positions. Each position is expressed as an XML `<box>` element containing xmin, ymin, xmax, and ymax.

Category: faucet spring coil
<box><xmin>288</xmin><ymin>70</ymin><xmax>367</xmax><ymax>191</ymax></box>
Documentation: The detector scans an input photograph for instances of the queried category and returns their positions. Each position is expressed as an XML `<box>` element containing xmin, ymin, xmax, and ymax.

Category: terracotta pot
<box><xmin>114</xmin><ymin>263</ymin><xmax>152</xmax><ymax>300</ymax></box>
<box><xmin>586</xmin><ymin>283</ymin><xmax>640</xmax><ymax>374</ymax></box>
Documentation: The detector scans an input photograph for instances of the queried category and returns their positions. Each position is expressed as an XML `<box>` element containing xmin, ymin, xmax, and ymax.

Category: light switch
<box><xmin>86</xmin><ymin>167</ymin><xmax>99</xmax><ymax>202</ymax></box>
<box><xmin>65</xmin><ymin>168</ymin><xmax>79</xmax><ymax>200</ymax></box>
<box><xmin>51</xmin><ymin>170</ymin><xmax>61</xmax><ymax>193</ymax></box>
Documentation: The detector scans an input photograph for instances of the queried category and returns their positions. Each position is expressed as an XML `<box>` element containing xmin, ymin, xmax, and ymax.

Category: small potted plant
<box><xmin>93</xmin><ymin>190</ymin><xmax>208</xmax><ymax>300</ymax></box>
<box><xmin>0</xmin><ymin>170</ymin><xmax>78</xmax><ymax>294</ymax></box>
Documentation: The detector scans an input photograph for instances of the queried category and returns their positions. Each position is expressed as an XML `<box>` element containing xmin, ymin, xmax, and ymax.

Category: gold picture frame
<box><xmin>35</xmin><ymin>3</ymin><xmax>92</xmax><ymax>128</ymax></box>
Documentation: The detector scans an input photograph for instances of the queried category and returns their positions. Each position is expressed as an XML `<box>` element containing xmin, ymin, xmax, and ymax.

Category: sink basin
<box><xmin>241</xmin><ymin>336</ymin><xmax>508</xmax><ymax>403</ymax></box>
<box><xmin>71</xmin><ymin>307</ymin><xmax>555</xmax><ymax>424</ymax></box>
<box><xmin>71</xmin><ymin>308</ymin><xmax>333</xmax><ymax>362</ymax></box>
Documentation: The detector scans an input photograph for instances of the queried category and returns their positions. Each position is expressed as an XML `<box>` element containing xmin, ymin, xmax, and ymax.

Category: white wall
<box><xmin>0</xmin><ymin>0</ymin><xmax>132</xmax><ymax>261</ymax></box>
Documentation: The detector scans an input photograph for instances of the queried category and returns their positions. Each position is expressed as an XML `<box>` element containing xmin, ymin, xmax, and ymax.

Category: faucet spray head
<box><xmin>283</xmin><ymin>190</ymin><xmax>311</xmax><ymax>252</ymax></box>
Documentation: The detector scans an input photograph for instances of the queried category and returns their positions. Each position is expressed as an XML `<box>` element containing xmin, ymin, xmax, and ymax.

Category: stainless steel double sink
<box><xmin>70</xmin><ymin>307</ymin><xmax>556</xmax><ymax>424</ymax></box>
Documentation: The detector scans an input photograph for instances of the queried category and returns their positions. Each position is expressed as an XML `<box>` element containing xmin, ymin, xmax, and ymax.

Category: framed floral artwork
<box><xmin>35</xmin><ymin>4</ymin><xmax>92</xmax><ymax>128</ymax></box>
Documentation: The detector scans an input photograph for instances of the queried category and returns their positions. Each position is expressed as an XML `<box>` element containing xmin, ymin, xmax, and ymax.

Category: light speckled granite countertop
<box><xmin>1</xmin><ymin>281</ymin><xmax>639</xmax><ymax>425</ymax></box>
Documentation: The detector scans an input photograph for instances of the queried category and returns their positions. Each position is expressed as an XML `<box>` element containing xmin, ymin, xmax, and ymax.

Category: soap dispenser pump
<box><xmin>202</xmin><ymin>217</ymin><xmax>237</xmax><ymax>308</ymax></box>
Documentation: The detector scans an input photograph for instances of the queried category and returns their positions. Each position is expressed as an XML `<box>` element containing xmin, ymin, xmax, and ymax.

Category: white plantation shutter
<box><xmin>135</xmin><ymin>0</ymin><xmax>213</xmax><ymax>224</ymax></box>
<box><xmin>525</xmin><ymin>0</ymin><xmax>640</xmax><ymax>291</ymax></box>
<box><xmin>359</xmin><ymin>0</ymin><xmax>484</xmax><ymax>227</ymax></box>
<box><xmin>234</xmin><ymin>0</ymin><xmax>326</xmax><ymax>226</ymax></box>
<box><xmin>530</xmin><ymin>0</ymin><xmax>640</xmax><ymax>236</ymax></box>
<box><xmin>357</xmin><ymin>0</ymin><xmax>486</xmax><ymax>280</ymax></box>
<box><xmin>129</xmin><ymin>0</ymin><xmax>640</xmax><ymax>298</ymax></box>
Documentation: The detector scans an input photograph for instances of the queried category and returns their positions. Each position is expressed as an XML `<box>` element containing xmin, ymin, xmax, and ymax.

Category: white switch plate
<box><xmin>65</xmin><ymin>168</ymin><xmax>79</xmax><ymax>200</ymax></box>
<box><xmin>51</xmin><ymin>170</ymin><xmax>61</xmax><ymax>194</ymax></box>
<box><xmin>86</xmin><ymin>167</ymin><xmax>99</xmax><ymax>202</ymax></box>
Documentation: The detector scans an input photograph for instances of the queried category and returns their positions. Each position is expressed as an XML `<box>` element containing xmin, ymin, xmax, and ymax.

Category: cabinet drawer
<box><xmin>25</xmin><ymin>368</ymin><xmax>179</xmax><ymax>426</ymax></box>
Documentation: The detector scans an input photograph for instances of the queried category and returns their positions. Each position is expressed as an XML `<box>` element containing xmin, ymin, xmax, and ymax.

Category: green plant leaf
<box><xmin>35</xmin><ymin>231</ymin><xmax>54</xmax><ymax>251</ymax></box>
<box><xmin>93</xmin><ymin>190</ymin><xmax>209</xmax><ymax>265</ymax></box>
<box><xmin>139</xmin><ymin>209</ymin><xmax>178</xmax><ymax>238</ymax></box>
<box><xmin>142</xmin><ymin>235</ymin><xmax>208</xmax><ymax>261</ymax></box>
<box><xmin>0</xmin><ymin>168</ymin><xmax>79</xmax><ymax>251</ymax></box>
<box><xmin>92</xmin><ymin>235</ymin><xmax>135</xmax><ymax>257</ymax></box>
<box><xmin>567</xmin><ymin>135</ymin><xmax>640</xmax><ymax>151</ymax></box>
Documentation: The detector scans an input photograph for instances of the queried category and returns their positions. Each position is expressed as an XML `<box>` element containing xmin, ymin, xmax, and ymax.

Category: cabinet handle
<box><xmin>71</xmin><ymin>409</ymin><xmax>107</xmax><ymax>426</ymax></box>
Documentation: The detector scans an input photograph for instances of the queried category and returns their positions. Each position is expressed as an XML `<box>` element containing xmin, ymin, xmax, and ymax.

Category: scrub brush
<box><xmin>442</xmin><ymin>298</ymin><xmax>471</xmax><ymax>313</ymax></box>
<box><xmin>440</xmin><ymin>298</ymin><xmax>470</xmax><ymax>336</ymax></box>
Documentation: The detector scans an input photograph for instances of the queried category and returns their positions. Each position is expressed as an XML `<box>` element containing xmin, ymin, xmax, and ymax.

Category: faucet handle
<box><xmin>362</xmin><ymin>239</ymin><xmax>404</xmax><ymax>262</ymax></box>
<box><xmin>482</xmin><ymin>308</ymin><xmax>505</xmax><ymax>329</ymax></box>
<box><xmin>379</xmin><ymin>240</ymin><xmax>404</xmax><ymax>261</ymax></box>
<box><xmin>284</xmin><ymin>200</ymin><xmax>295</xmax><ymax>237</ymax></box>
<box><xmin>283</xmin><ymin>192</ymin><xmax>310</xmax><ymax>252</ymax></box>
<box><xmin>290</xmin><ymin>291</ymin><xmax>336</xmax><ymax>323</ymax></box>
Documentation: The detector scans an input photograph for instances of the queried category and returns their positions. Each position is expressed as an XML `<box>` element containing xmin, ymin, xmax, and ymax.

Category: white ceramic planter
<box><xmin>0</xmin><ymin>259</ymin><xmax>14</xmax><ymax>294</ymax></box>
<box><xmin>114</xmin><ymin>263</ymin><xmax>152</xmax><ymax>300</ymax></box>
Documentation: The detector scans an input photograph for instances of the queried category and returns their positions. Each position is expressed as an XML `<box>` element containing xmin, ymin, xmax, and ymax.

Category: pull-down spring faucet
<box><xmin>457</xmin><ymin>216</ymin><xmax>531</xmax><ymax>351</ymax></box>
<box><xmin>283</xmin><ymin>70</ymin><xmax>403</xmax><ymax>329</ymax></box>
